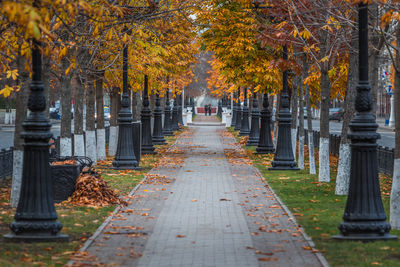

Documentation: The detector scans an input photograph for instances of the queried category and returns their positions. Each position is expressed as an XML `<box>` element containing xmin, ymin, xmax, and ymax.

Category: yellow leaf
<box><xmin>0</xmin><ymin>85</ymin><xmax>13</xmax><ymax>97</ymax></box>
<box><xmin>106</xmin><ymin>28</ymin><xmax>113</xmax><ymax>41</ymax></box>
<box><xmin>320</xmin><ymin>56</ymin><xmax>329</xmax><ymax>63</ymax></box>
<box><xmin>59</xmin><ymin>47</ymin><xmax>68</xmax><ymax>58</ymax></box>
<box><xmin>6</xmin><ymin>69</ymin><xmax>18</xmax><ymax>80</ymax></box>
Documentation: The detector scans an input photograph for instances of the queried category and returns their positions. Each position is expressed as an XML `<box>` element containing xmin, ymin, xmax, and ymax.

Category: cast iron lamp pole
<box><xmin>247</xmin><ymin>92</ymin><xmax>260</xmax><ymax>146</ymax></box>
<box><xmin>163</xmin><ymin>89</ymin><xmax>173</xmax><ymax>136</ymax></box>
<box><xmin>178</xmin><ymin>94</ymin><xmax>183</xmax><ymax>126</ymax></box>
<box><xmin>217</xmin><ymin>99</ymin><xmax>223</xmax><ymax>118</ymax></box>
<box><xmin>256</xmin><ymin>93</ymin><xmax>274</xmax><ymax>154</ymax></box>
<box><xmin>112</xmin><ymin>43</ymin><xmax>139</xmax><ymax>169</ymax></box>
<box><xmin>269</xmin><ymin>45</ymin><xmax>298</xmax><ymax>170</ymax></box>
<box><xmin>333</xmin><ymin>3</ymin><xmax>396</xmax><ymax>241</ymax></box>
<box><xmin>231</xmin><ymin>92</ymin><xmax>237</xmax><ymax>127</ymax></box>
<box><xmin>234</xmin><ymin>88</ymin><xmax>242</xmax><ymax>131</ymax></box>
<box><xmin>152</xmin><ymin>93</ymin><xmax>166</xmax><ymax>145</ymax></box>
<box><xmin>4</xmin><ymin>40</ymin><xmax>68</xmax><ymax>242</ymax></box>
<box><xmin>190</xmin><ymin>97</ymin><xmax>196</xmax><ymax>115</ymax></box>
<box><xmin>239</xmin><ymin>87</ymin><xmax>250</xmax><ymax>136</ymax></box>
<box><xmin>171</xmin><ymin>94</ymin><xmax>179</xmax><ymax>131</ymax></box>
<box><xmin>141</xmin><ymin>75</ymin><xmax>156</xmax><ymax>154</ymax></box>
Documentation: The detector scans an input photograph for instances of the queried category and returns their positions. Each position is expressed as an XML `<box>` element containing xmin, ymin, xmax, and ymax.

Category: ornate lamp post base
<box><xmin>247</xmin><ymin>93</ymin><xmax>260</xmax><ymax>146</ymax></box>
<box><xmin>112</xmin><ymin>162</ymin><xmax>141</xmax><ymax>170</ymax></box>
<box><xmin>239</xmin><ymin>88</ymin><xmax>250</xmax><ymax>136</ymax></box>
<box><xmin>234</xmin><ymin>107</ymin><xmax>242</xmax><ymax>131</ymax></box>
<box><xmin>238</xmin><ymin>106</ymin><xmax>250</xmax><ymax>135</ymax></box>
<box><xmin>333</xmin><ymin>224</ymin><xmax>397</xmax><ymax>241</ymax></box>
<box><xmin>256</xmin><ymin>94</ymin><xmax>274</xmax><ymax>154</ymax></box>
<box><xmin>268</xmin><ymin>119</ymin><xmax>298</xmax><ymax>170</ymax></box>
<box><xmin>269</xmin><ymin>163</ymin><xmax>299</xmax><ymax>171</ymax></box>
<box><xmin>141</xmin><ymin>146</ymin><xmax>156</xmax><ymax>154</ymax></box>
<box><xmin>247</xmin><ymin>139</ymin><xmax>259</xmax><ymax>146</ymax></box>
<box><xmin>152</xmin><ymin>138</ymin><xmax>167</xmax><ymax>145</ymax></box>
<box><xmin>153</xmin><ymin>94</ymin><xmax>166</xmax><ymax>145</ymax></box>
<box><xmin>163</xmin><ymin>90</ymin><xmax>174</xmax><ymax>136</ymax></box>
<box><xmin>4</xmin><ymin>232</ymin><xmax>69</xmax><ymax>242</ymax></box>
<box><xmin>141</xmin><ymin>75</ymin><xmax>156</xmax><ymax>154</ymax></box>
<box><xmin>255</xmin><ymin>147</ymin><xmax>274</xmax><ymax>154</ymax></box>
<box><xmin>163</xmin><ymin>129</ymin><xmax>174</xmax><ymax>136</ymax></box>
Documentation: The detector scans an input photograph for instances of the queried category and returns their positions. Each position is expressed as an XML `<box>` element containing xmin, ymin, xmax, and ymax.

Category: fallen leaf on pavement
<box><xmin>258</xmin><ymin>257</ymin><xmax>278</xmax><ymax>262</ymax></box>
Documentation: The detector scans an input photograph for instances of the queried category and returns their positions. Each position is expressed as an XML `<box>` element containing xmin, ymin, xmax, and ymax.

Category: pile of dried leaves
<box><xmin>51</xmin><ymin>159</ymin><xmax>77</xmax><ymax>165</ymax></box>
<box><xmin>63</xmin><ymin>172</ymin><xmax>123</xmax><ymax>207</ymax></box>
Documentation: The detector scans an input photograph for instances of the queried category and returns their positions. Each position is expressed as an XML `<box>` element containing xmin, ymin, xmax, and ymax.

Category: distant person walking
<box><xmin>208</xmin><ymin>105</ymin><xmax>212</xmax><ymax>116</ymax></box>
<box><xmin>204</xmin><ymin>105</ymin><xmax>208</xmax><ymax>116</ymax></box>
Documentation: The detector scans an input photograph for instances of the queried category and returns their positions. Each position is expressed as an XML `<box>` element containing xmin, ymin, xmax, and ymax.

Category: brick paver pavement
<box><xmin>77</xmin><ymin>125</ymin><xmax>327</xmax><ymax>267</ymax></box>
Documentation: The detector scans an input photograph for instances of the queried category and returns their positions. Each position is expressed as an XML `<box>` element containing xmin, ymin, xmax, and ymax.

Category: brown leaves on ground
<box><xmin>51</xmin><ymin>159</ymin><xmax>77</xmax><ymax>165</ymax></box>
<box><xmin>63</xmin><ymin>173</ymin><xmax>123</xmax><ymax>207</ymax></box>
<box><xmin>224</xmin><ymin>148</ymin><xmax>253</xmax><ymax>166</ymax></box>
<box><xmin>154</xmin><ymin>154</ymin><xmax>185</xmax><ymax>169</ymax></box>
<box><xmin>141</xmin><ymin>174</ymin><xmax>172</xmax><ymax>185</ymax></box>
<box><xmin>239</xmin><ymin>136</ymin><xmax>249</xmax><ymax>145</ymax></box>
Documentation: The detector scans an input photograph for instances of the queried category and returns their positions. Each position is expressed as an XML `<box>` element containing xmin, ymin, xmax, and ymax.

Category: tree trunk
<box><xmin>291</xmin><ymin>79</ymin><xmax>299</xmax><ymax>160</ymax></box>
<box><xmin>390</xmin><ymin>24</ymin><xmax>400</xmax><ymax>229</ymax></box>
<box><xmin>10</xmin><ymin>55</ymin><xmax>30</xmax><ymax>208</ymax></box>
<box><xmin>73</xmin><ymin>74</ymin><xmax>85</xmax><ymax>156</ymax></box>
<box><xmin>304</xmin><ymin>59</ymin><xmax>316</xmax><ymax>175</ymax></box>
<box><xmin>319</xmin><ymin>65</ymin><xmax>331</xmax><ymax>182</ymax></box>
<box><xmin>85</xmin><ymin>75</ymin><xmax>97</xmax><ymax>164</ymax></box>
<box><xmin>60</xmin><ymin>58</ymin><xmax>72</xmax><ymax>157</ymax></box>
<box><xmin>108</xmin><ymin>87</ymin><xmax>120</xmax><ymax>156</ymax></box>
<box><xmin>96</xmin><ymin>71</ymin><xmax>106</xmax><ymax>160</ymax></box>
<box><xmin>335</xmin><ymin>28</ymin><xmax>358</xmax><ymax>195</ymax></box>
<box><xmin>298</xmin><ymin>74</ymin><xmax>305</xmax><ymax>170</ymax></box>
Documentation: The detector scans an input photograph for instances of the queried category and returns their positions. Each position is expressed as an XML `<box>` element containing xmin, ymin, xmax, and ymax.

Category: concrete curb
<box><xmin>67</xmin><ymin>134</ymin><xmax>182</xmax><ymax>266</ymax></box>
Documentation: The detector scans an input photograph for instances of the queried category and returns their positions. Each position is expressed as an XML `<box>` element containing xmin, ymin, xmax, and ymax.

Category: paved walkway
<box><xmin>76</xmin><ymin>125</ymin><xmax>327</xmax><ymax>267</ymax></box>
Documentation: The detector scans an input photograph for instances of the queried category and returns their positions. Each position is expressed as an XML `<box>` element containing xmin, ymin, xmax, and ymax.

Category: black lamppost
<box><xmin>231</xmin><ymin>92</ymin><xmax>237</xmax><ymax>128</ymax></box>
<box><xmin>190</xmin><ymin>97</ymin><xmax>196</xmax><ymax>115</ymax></box>
<box><xmin>217</xmin><ymin>99</ymin><xmax>223</xmax><ymax>118</ymax></box>
<box><xmin>269</xmin><ymin>46</ymin><xmax>298</xmax><ymax>170</ymax></box>
<box><xmin>163</xmin><ymin>89</ymin><xmax>173</xmax><ymax>136</ymax></box>
<box><xmin>171</xmin><ymin>95</ymin><xmax>179</xmax><ymax>131</ymax></box>
<box><xmin>239</xmin><ymin>87</ymin><xmax>250</xmax><ymax>136</ymax></box>
<box><xmin>141</xmin><ymin>75</ymin><xmax>156</xmax><ymax>154</ymax></box>
<box><xmin>4</xmin><ymin>40</ymin><xmax>68</xmax><ymax>241</ymax></box>
<box><xmin>234</xmin><ymin>88</ymin><xmax>242</xmax><ymax>131</ymax></box>
<box><xmin>333</xmin><ymin>3</ymin><xmax>396</xmax><ymax>241</ymax></box>
<box><xmin>256</xmin><ymin>93</ymin><xmax>274</xmax><ymax>154</ymax></box>
<box><xmin>112</xmin><ymin>43</ymin><xmax>139</xmax><ymax>169</ymax></box>
<box><xmin>247</xmin><ymin>92</ymin><xmax>260</xmax><ymax>146</ymax></box>
<box><xmin>178</xmin><ymin>94</ymin><xmax>184</xmax><ymax>126</ymax></box>
<box><xmin>152</xmin><ymin>93</ymin><xmax>166</xmax><ymax>145</ymax></box>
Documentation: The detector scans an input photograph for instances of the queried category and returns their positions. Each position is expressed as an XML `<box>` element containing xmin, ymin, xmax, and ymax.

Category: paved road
<box><xmin>75</xmin><ymin>125</ymin><xmax>326</xmax><ymax>266</ymax></box>
<box><xmin>0</xmin><ymin>123</ymin><xmax>60</xmax><ymax>150</ymax></box>
<box><xmin>0</xmin><ymin>119</ymin><xmax>110</xmax><ymax>150</ymax></box>
<box><xmin>305</xmin><ymin>120</ymin><xmax>395</xmax><ymax>149</ymax></box>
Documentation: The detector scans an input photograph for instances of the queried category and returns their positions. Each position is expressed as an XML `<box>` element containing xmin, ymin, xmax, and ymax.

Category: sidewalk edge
<box><xmin>67</xmin><ymin>136</ymin><xmax>181</xmax><ymax>266</ymax></box>
<box><xmin>253</xmin><ymin>168</ymin><xmax>330</xmax><ymax>267</ymax></box>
